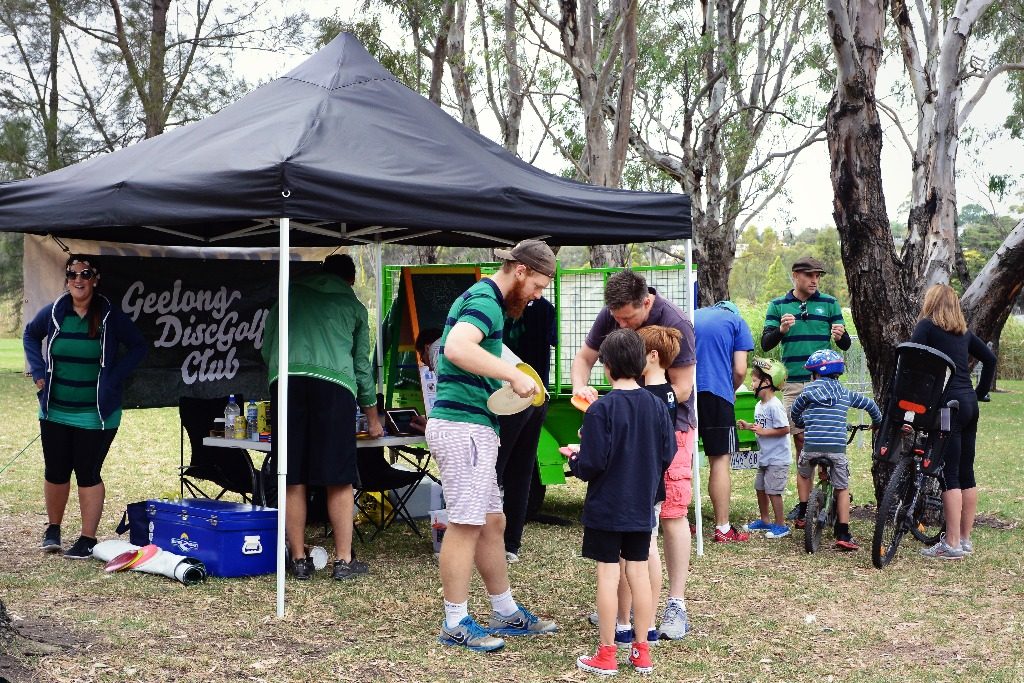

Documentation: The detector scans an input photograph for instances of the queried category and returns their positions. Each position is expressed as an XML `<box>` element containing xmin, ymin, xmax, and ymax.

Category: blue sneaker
<box><xmin>647</xmin><ymin>628</ymin><xmax>659</xmax><ymax>646</ymax></box>
<box><xmin>487</xmin><ymin>603</ymin><xmax>558</xmax><ymax>637</ymax></box>
<box><xmin>746</xmin><ymin>519</ymin><xmax>771</xmax><ymax>532</ymax></box>
<box><xmin>439</xmin><ymin>616</ymin><xmax>505</xmax><ymax>652</ymax></box>
<box><xmin>765</xmin><ymin>524</ymin><xmax>791</xmax><ymax>539</ymax></box>
<box><xmin>614</xmin><ymin>624</ymin><xmax>634</xmax><ymax>648</ymax></box>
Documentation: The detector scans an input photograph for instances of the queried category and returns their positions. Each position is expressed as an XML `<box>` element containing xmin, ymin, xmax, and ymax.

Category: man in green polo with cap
<box><xmin>761</xmin><ymin>256</ymin><xmax>851</xmax><ymax>523</ymax></box>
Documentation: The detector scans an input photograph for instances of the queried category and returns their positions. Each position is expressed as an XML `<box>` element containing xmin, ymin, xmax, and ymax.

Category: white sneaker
<box><xmin>960</xmin><ymin>538</ymin><xmax>973</xmax><ymax>554</ymax></box>
<box><xmin>505</xmin><ymin>551</ymin><xmax>520</xmax><ymax>563</ymax></box>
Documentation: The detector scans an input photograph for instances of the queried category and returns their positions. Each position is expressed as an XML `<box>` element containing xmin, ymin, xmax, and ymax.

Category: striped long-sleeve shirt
<box><xmin>790</xmin><ymin>377</ymin><xmax>882</xmax><ymax>453</ymax></box>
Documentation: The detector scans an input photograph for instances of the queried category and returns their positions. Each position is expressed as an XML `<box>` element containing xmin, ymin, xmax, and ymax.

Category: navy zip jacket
<box><xmin>24</xmin><ymin>292</ymin><xmax>148</xmax><ymax>425</ymax></box>
<box><xmin>568</xmin><ymin>388</ymin><xmax>675</xmax><ymax>531</ymax></box>
<box><xmin>791</xmin><ymin>377</ymin><xmax>881</xmax><ymax>453</ymax></box>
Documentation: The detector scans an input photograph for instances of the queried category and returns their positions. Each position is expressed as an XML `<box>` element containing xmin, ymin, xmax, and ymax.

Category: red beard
<box><xmin>505</xmin><ymin>279</ymin><xmax>531</xmax><ymax>319</ymax></box>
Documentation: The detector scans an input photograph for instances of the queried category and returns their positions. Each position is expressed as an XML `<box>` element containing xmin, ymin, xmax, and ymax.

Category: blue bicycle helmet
<box><xmin>804</xmin><ymin>349</ymin><xmax>845</xmax><ymax>377</ymax></box>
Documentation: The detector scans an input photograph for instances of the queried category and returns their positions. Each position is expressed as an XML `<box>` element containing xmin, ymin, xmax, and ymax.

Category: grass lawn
<box><xmin>1</xmin><ymin>334</ymin><xmax>1022</xmax><ymax>682</ymax></box>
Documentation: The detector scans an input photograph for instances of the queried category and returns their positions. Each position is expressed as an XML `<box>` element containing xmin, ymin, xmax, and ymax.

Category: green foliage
<box><xmin>314</xmin><ymin>13</ymin><xmax>419</xmax><ymax>89</ymax></box>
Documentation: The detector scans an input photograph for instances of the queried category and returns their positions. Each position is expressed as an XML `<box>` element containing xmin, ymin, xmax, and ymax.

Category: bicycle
<box><xmin>803</xmin><ymin>423</ymin><xmax>874</xmax><ymax>554</ymax></box>
<box><xmin>871</xmin><ymin>399</ymin><xmax>956</xmax><ymax>569</ymax></box>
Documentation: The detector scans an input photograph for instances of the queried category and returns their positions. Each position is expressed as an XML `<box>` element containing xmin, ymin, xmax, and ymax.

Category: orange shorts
<box><xmin>660</xmin><ymin>429</ymin><xmax>694</xmax><ymax>519</ymax></box>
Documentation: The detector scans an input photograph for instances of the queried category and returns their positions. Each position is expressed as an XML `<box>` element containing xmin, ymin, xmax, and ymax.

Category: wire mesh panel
<box><xmin>555</xmin><ymin>266</ymin><xmax>694</xmax><ymax>391</ymax></box>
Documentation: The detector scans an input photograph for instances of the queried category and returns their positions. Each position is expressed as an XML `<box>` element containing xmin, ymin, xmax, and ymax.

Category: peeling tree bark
<box><xmin>826</xmin><ymin>0</ymin><xmax>912</xmax><ymax>401</ymax></box>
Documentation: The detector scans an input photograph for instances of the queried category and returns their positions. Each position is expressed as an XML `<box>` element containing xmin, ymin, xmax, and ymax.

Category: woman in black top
<box><xmin>910</xmin><ymin>284</ymin><xmax>996</xmax><ymax>559</ymax></box>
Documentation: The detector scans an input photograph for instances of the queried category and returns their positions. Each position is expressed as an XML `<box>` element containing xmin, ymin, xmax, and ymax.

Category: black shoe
<box><xmin>289</xmin><ymin>556</ymin><xmax>315</xmax><ymax>580</ymax></box>
<box><xmin>63</xmin><ymin>535</ymin><xmax>97</xmax><ymax>559</ymax></box>
<box><xmin>331</xmin><ymin>555</ymin><xmax>369</xmax><ymax>580</ymax></box>
<box><xmin>41</xmin><ymin>524</ymin><xmax>61</xmax><ymax>553</ymax></box>
<box><xmin>785</xmin><ymin>504</ymin><xmax>801</xmax><ymax>521</ymax></box>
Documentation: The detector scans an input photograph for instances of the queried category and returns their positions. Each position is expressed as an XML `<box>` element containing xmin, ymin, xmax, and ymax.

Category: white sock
<box><xmin>444</xmin><ymin>600</ymin><xmax>469</xmax><ymax>629</ymax></box>
<box><xmin>668</xmin><ymin>596</ymin><xmax>686</xmax><ymax>610</ymax></box>
<box><xmin>489</xmin><ymin>588</ymin><xmax>518</xmax><ymax>617</ymax></box>
<box><xmin>617</xmin><ymin>621</ymin><xmax>632</xmax><ymax>631</ymax></box>
<box><xmin>716</xmin><ymin>523</ymin><xmax>731</xmax><ymax>534</ymax></box>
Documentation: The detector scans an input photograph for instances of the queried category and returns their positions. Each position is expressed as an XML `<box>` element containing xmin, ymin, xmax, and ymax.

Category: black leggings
<box><xmin>941</xmin><ymin>394</ymin><xmax>979</xmax><ymax>490</ymax></box>
<box><xmin>495</xmin><ymin>401</ymin><xmax>549</xmax><ymax>555</ymax></box>
<box><xmin>40</xmin><ymin>419</ymin><xmax>117</xmax><ymax>487</ymax></box>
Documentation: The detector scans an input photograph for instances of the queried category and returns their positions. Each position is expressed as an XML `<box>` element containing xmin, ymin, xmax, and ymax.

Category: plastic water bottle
<box><xmin>224</xmin><ymin>395</ymin><xmax>241</xmax><ymax>439</ymax></box>
<box><xmin>245</xmin><ymin>401</ymin><xmax>259</xmax><ymax>439</ymax></box>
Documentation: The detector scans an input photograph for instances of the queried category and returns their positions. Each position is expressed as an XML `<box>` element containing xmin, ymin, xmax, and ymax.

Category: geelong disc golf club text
<box><xmin>122</xmin><ymin>280</ymin><xmax>267</xmax><ymax>384</ymax></box>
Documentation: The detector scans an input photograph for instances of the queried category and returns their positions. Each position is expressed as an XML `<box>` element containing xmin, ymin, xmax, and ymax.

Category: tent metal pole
<box><xmin>375</xmin><ymin>237</ymin><xmax>384</xmax><ymax>397</ymax></box>
<box><xmin>687</xmin><ymin>238</ymin><xmax>704</xmax><ymax>557</ymax></box>
<box><xmin>276</xmin><ymin>217</ymin><xmax>290</xmax><ymax>617</ymax></box>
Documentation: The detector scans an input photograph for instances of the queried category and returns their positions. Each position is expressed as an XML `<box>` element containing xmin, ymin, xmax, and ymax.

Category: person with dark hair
<box><xmin>571</xmin><ymin>269</ymin><xmax>695</xmax><ymax>640</ymax></box>
<box><xmin>761</xmin><ymin>256</ymin><xmax>851</xmax><ymax>522</ymax></box>
<box><xmin>495</xmin><ymin>295</ymin><xmax>556</xmax><ymax>563</ymax></box>
<box><xmin>24</xmin><ymin>255</ymin><xmax>147</xmax><ymax>559</ymax></box>
<box><xmin>427</xmin><ymin>238</ymin><xmax>558</xmax><ymax>653</ymax></box>
<box><xmin>911</xmin><ymin>284</ymin><xmax>996</xmax><ymax>559</ymax></box>
<box><xmin>567</xmin><ymin>329</ymin><xmax>675</xmax><ymax>676</ymax></box>
<box><xmin>415</xmin><ymin>328</ymin><xmax>443</xmax><ymax>372</ymax></box>
<box><xmin>262</xmin><ymin>253</ymin><xmax>384</xmax><ymax>581</ymax></box>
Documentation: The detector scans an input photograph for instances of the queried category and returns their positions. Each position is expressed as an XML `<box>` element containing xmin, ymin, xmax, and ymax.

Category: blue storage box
<box><xmin>146</xmin><ymin>498</ymin><xmax>277</xmax><ymax>578</ymax></box>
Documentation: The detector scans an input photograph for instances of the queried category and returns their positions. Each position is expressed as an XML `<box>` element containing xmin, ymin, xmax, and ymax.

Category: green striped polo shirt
<box><xmin>45</xmin><ymin>314</ymin><xmax>121</xmax><ymax>429</ymax></box>
<box><xmin>764</xmin><ymin>291</ymin><xmax>844</xmax><ymax>383</ymax></box>
<box><xmin>430</xmin><ymin>278</ymin><xmax>505</xmax><ymax>431</ymax></box>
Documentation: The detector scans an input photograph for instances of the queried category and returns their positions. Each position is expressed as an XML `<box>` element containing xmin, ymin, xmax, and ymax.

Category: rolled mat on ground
<box><xmin>92</xmin><ymin>540</ymin><xmax>207</xmax><ymax>585</ymax></box>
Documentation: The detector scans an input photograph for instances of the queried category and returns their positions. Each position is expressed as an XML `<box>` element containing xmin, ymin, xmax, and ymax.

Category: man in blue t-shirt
<box><xmin>694</xmin><ymin>301</ymin><xmax>754</xmax><ymax>543</ymax></box>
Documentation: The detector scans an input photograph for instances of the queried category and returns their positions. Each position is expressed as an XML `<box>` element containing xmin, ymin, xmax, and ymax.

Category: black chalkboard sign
<box><xmin>402</xmin><ymin>267</ymin><xmax>480</xmax><ymax>347</ymax></box>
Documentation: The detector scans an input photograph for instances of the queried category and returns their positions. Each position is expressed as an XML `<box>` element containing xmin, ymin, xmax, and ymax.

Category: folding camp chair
<box><xmin>179</xmin><ymin>396</ymin><xmax>262</xmax><ymax>504</ymax></box>
<box><xmin>353</xmin><ymin>446</ymin><xmax>425</xmax><ymax>542</ymax></box>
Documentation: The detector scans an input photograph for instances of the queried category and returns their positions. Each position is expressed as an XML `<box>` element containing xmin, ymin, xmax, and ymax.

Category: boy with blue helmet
<box><xmin>790</xmin><ymin>350</ymin><xmax>882</xmax><ymax>550</ymax></box>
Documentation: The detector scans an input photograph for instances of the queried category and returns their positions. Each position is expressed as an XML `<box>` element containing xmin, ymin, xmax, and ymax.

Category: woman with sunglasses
<box><xmin>23</xmin><ymin>255</ymin><xmax>147</xmax><ymax>559</ymax></box>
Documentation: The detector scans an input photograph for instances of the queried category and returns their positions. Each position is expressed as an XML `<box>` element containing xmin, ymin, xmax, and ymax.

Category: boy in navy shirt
<box><xmin>566</xmin><ymin>329</ymin><xmax>675</xmax><ymax>676</ymax></box>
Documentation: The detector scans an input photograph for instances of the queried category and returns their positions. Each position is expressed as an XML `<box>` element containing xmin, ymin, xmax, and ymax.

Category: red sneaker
<box><xmin>713</xmin><ymin>525</ymin><xmax>750</xmax><ymax>543</ymax></box>
<box><xmin>794</xmin><ymin>517</ymin><xmax>806</xmax><ymax>529</ymax></box>
<box><xmin>628</xmin><ymin>641</ymin><xmax>653</xmax><ymax>675</ymax></box>
<box><xmin>577</xmin><ymin>644</ymin><xmax>618</xmax><ymax>676</ymax></box>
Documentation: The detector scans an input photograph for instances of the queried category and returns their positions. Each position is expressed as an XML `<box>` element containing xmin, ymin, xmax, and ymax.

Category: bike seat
<box><xmin>807</xmin><ymin>456</ymin><xmax>834</xmax><ymax>468</ymax></box>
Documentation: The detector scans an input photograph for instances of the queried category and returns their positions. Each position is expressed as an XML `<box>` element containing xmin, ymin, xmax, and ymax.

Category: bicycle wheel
<box><xmin>804</xmin><ymin>485</ymin><xmax>826</xmax><ymax>554</ymax></box>
<box><xmin>909</xmin><ymin>475</ymin><xmax>946</xmax><ymax>545</ymax></box>
<box><xmin>871</xmin><ymin>457</ymin><xmax>914</xmax><ymax>569</ymax></box>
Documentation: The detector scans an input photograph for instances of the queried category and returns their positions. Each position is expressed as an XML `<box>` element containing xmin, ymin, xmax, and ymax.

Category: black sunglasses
<box><xmin>66</xmin><ymin>269</ymin><xmax>96</xmax><ymax>281</ymax></box>
<box><xmin>798</xmin><ymin>301</ymin><xmax>808</xmax><ymax>321</ymax></box>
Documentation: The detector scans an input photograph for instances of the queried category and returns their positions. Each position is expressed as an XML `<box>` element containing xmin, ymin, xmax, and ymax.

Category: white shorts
<box><xmin>426</xmin><ymin>418</ymin><xmax>503</xmax><ymax>526</ymax></box>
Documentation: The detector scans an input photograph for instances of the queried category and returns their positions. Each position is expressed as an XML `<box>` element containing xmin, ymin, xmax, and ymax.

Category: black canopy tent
<box><xmin>0</xmin><ymin>33</ymin><xmax>693</xmax><ymax>614</ymax></box>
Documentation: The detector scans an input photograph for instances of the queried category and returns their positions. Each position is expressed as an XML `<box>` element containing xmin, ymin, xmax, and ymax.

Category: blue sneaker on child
<box><xmin>746</xmin><ymin>519</ymin><xmax>771</xmax><ymax>532</ymax></box>
<box><xmin>765</xmin><ymin>524</ymin><xmax>791</xmax><ymax>539</ymax></box>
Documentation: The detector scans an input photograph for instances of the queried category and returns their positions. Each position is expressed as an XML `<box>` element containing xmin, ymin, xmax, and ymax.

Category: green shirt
<box><xmin>430</xmin><ymin>278</ymin><xmax>505</xmax><ymax>431</ymax></box>
<box><xmin>44</xmin><ymin>314</ymin><xmax>121</xmax><ymax>429</ymax></box>
<box><xmin>764</xmin><ymin>291</ymin><xmax>844</xmax><ymax>383</ymax></box>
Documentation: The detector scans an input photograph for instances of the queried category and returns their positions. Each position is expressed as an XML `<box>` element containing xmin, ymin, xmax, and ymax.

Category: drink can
<box><xmin>233</xmin><ymin>414</ymin><xmax>247</xmax><ymax>440</ymax></box>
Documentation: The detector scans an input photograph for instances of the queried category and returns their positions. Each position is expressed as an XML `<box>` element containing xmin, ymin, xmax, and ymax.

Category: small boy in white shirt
<box><xmin>737</xmin><ymin>358</ymin><xmax>792</xmax><ymax>539</ymax></box>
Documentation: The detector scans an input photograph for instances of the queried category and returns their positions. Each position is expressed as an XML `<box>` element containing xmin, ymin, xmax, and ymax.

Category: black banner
<box><xmin>100</xmin><ymin>257</ymin><xmax>318</xmax><ymax>409</ymax></box>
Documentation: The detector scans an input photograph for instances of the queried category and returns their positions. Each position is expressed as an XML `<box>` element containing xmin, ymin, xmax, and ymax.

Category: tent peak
<box><xmin>281</xmin><ymin>32</ymin><xmax>399</xmax><ymax>91</ymax></box>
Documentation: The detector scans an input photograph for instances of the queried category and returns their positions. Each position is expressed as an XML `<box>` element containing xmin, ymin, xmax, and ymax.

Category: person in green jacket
<box><xmin>262</xmin><ymin>254</ymin><xmax>383</xmax><ymax>581</ymax></box>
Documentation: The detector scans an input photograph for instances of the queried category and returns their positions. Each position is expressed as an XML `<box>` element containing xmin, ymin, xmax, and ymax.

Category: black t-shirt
<box><xmin>504</xmin><ymin>297</ymin><xmax>556</xmax><ymax>387</ymax></box>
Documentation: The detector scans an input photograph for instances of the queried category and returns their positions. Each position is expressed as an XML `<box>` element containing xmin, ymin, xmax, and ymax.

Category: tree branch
<box><xmin>958</xmin><ymin>62</ymin><xmax>1024</xmax><ymax>128</ymax></box>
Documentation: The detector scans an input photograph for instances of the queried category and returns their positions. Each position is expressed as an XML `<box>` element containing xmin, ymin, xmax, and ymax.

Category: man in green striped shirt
<box><xmin>761</xmin><ymin>256</ymin><xmax>851</xmax><ymax>469</ymax></box>
<box><xmin>427</xmin><ymin>239</ymin><xmax>559</xmax><ymax>652</ymax></box>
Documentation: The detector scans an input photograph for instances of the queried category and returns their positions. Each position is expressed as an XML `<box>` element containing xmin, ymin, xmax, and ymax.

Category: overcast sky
<box><xmin>238</xmin><ymin>6</ymin><xmax>1024</xmax><ymax>233</ymax></box>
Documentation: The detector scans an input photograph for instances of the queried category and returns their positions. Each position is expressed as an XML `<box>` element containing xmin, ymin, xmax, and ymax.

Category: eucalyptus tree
<box><xmin>518</xmin><ymin>0</ymin><xmax>640</xmax><ymax>266</ymax></box>
<box><xmin>626</xmin><ymin>0</ymin><xmax>827</xmax><ymax>304</ymax></box>
<box><xmin>825</xmin><ymin>0</ymin><xmax>1024</xmax><ymax>400</ymax></box>
<box><xmin>62</xmin><ymin>0</ymin><xmax>306</xmax><ymax>140</ymax></box>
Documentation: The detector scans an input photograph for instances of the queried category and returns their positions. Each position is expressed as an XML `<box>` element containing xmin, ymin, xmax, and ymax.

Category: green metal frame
<box><xmin>379</xmin><ymin>261</ymin><xmax>698</xmax><ymax>487</ymax></box>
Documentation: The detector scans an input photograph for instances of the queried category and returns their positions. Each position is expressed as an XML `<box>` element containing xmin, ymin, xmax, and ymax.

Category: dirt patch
<box><xmin>848</xmin><ymin>504</ymin><xmax>1017</xmax><ymax>529</ymax></box>
<box><xmin>0</xmin><ymin>599</ymin><xmax>88</xmax><ymax>683</ymax></box>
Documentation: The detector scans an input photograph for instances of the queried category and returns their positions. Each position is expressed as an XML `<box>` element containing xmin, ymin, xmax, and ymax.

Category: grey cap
<box><xmin>494</xmin><ymin>239</ymin><xmax>556</xmax><ymax>278</ymax></box>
